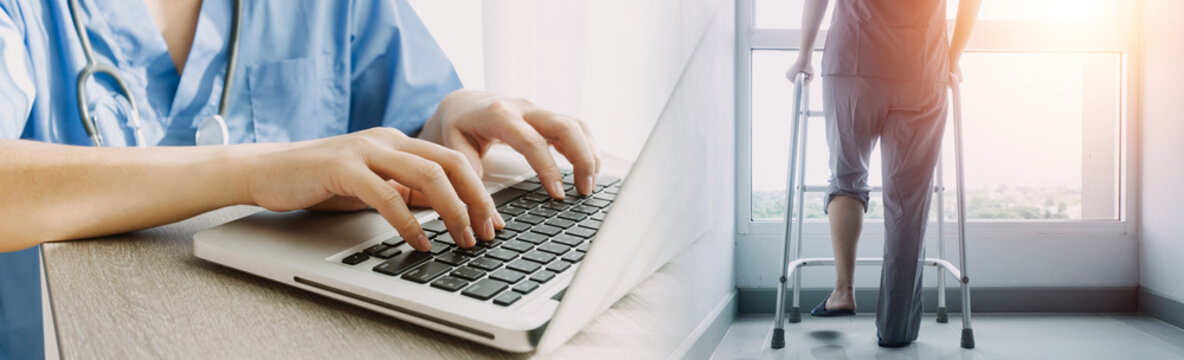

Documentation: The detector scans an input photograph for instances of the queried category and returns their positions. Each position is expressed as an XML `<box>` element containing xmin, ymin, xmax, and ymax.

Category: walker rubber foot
<box><xmin>961</xmin><ymin>328</ymin><xmax>975</xmax><ymax>349</ymax></box>
<box><xmin>771</xmin><ymin>328</ymin><xmax>785</xmax><ymax>349</ymax></box>
<box><xmin>789</xmin><ymin>307</ymin><xmax>801</xmax><ymax>323</ymax></box>
<box><xmin>936</xmin><ymin>307</ymin><xmax>949</xmax><ymax>323</ymax></box>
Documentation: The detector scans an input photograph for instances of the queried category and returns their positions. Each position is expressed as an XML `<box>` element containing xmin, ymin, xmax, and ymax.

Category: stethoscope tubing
<box><xmin>68</xmin><ymin>0</ymin><xmax>242</xmax><ymax>147</ymax></box>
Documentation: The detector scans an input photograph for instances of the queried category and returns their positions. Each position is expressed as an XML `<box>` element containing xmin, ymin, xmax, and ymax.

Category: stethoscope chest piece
<box><xmin>195</xmin><ymin>115</ymin><xmax>230</xmax><ymax>146</ymax></box>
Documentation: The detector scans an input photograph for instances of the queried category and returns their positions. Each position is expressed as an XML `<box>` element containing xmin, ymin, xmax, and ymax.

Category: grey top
<box><xmin>822</xmin><ymin>0</ymin><xmax>950</xmax><ymax>83</ymax></box>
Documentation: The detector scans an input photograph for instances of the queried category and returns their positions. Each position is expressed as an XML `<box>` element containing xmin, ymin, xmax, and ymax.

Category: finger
<box><xmin>365</xmin><ymin>149</ymin><xmax>478</xmax><ymax>248</ymax></box>
<box><xmin>386</xmin><ymin>180</ymin><xmax>431</xmax><ymax>208</ymax></box>
<box><xmin>576</xmin><ymin>119</ymin><xmax>602</xmax><ymax>178</ymax></box>
<box><xmin>489</xmin><ymin>108</ymin><xmax>565</xmax><ymax>199</ymax></box>
<box><xmin>524</xmin><ymin>112</ymin><xmax>597</xmax><ymax>195</ymax></box>
<box><xmin>391</xmin><ymin>138</ymin><xmax>498</xmax><ymax>242</ymax></box>
<box><xmin>444</xmin><ymin>130</ymin><xmax>486</xmax><ymax>178</ymax></box>
<box><xmin>346</xmin><ymin>168</ymin><xmax>431</xmax><ymax>251</ymax></box>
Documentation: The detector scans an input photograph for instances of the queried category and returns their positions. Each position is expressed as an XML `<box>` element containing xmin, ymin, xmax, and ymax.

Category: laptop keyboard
<box><xmin>338</xmin><ymin>170</ymin><xmax>620</xmax><ymax>307</ymax></box>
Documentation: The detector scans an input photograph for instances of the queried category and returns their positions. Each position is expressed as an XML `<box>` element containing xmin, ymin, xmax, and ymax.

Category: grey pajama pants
<box><xmin>822</xmin><ymin>75</ymin><xmax>947</xmax><ymax>343</ymax></box>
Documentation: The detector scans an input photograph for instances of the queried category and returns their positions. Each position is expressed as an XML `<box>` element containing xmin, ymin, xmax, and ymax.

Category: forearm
<box><xmin>949</xmin><ymin>0</ymin><xmax>982</xmax><ymax>62</ymax></box>
<box><xmin>0</xmin><ymin>140</ymin><xmax>251</xmax><ymax>251</ymax></box>
<box><xmin>797</xmin><ymin>0</ymin><xmax>830</xmax><ymax>60</ymax></box>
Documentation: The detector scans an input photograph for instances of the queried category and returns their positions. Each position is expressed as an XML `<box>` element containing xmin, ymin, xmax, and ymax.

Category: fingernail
<box><xmin>417</xmin><ymin>233</ymin><xmax>430</xmax><ymax>251</ymax></box>
<box><xmin>483</xmin><ymin>218</ymin><xmax>495</xmax><ymax>240</ymax></box>
<box><xmin>494</xmin><ymin>213</ymin><xmax>506</xmax><ymax>228</ymax></box>
<box><xmin>552</xmin><ymin>180</ymin><xmax>565</xmax><ymax>199</ymax></box>
<box><xmin>582</xmin><ymin>175</ymin><xmax>595</xmax><ymax>195</ymax></box>
<box><xmin>463</xmin><ymin>227</ymin><xmax>477</xmax><ymax>247</ymax></box>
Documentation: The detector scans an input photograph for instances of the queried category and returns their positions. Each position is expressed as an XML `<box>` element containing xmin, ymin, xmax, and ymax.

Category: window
<box><xmin>737</xmin><ymin>0</ymin><xmax>1136</xmax><ymax>233</ymax></box>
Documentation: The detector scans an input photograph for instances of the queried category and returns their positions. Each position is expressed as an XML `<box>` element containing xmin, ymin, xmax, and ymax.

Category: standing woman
<box><xmin>785</xmin><ymin>0</ymin><xmax>980</xmax><ymax>347</ymax></box>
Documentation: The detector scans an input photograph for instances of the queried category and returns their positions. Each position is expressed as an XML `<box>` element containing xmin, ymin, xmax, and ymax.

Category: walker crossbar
<box><xmin>769</xmin><ymin>73</ymin><xmax>975</xmax><ymax>350</ymax></box>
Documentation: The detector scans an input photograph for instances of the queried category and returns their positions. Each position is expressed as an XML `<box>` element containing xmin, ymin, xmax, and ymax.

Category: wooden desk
<box><xmin>41</xmin><ymin>206</ymin><xmax>701</xmax><ymax>359</ymax></box>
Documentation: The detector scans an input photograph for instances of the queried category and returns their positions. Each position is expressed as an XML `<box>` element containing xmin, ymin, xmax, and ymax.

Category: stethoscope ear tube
<box><xmin>70</xmin><ymin>0</ymin><xmax>241</xmax><ymax>147</ymax></box>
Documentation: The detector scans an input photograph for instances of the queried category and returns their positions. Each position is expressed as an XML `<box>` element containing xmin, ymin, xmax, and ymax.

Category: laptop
<box><xmin>193</xmin><ymin>114</ymin><xmax>706</xmax><ymax>352</ymax></box>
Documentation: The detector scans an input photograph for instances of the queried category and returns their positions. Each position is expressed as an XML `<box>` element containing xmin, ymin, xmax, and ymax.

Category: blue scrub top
<box><xmin>0</xmin><ymin>0</ymin><xmax>462</xmax><ymax>357</ymax></box>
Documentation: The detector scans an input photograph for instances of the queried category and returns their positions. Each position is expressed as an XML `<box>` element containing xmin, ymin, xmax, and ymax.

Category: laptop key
<box><xmin>557</xmin><ymin>211</ymin><xmax>588</xmax><ymax>222</ymax></box>
<box><xmin>529</xmin><ymin>208</ymin><xmax>559</xmax><ymax>218</ymax></box>
<box><xmin>402</xmin><ymin>261</ymin><xmax>452</xmax><ymax>284</ymax></box>
<box><xmin>571</xmin><ymin>205</ymin><xmax>598</xmax><ymax>214</ymax></box>
<box><xmin>530</xmin><ymin>270</ymin><xmax>557</xmax><ymax>284</ymax></box>
<box><xmin>530</xmin><ymin>225</ymin><xmax>562</xmax><ymax>237</ymax></box>
<box><xmin>576</xmin><ymin>242</ymin><xmax>591</xmax><ymax>252</ymax></box>
<box><xmin>562</xmin><ymin>251</ymin><xmax>585</xmax><ymax>263</ymax></box>
<box><xmin>478</xmin><ymin>238</ymin><xmax>503</xmax><ymax>249</ymax></box>
<box><xmin>430</xmin><ymin>276</ymin><xmax>469</xmax><ymax>292</ymax></box>
<box><xmin>493</xmin><ymin>292</ymin><xmax>522</xmax><ymax>306</ymax></box>
<box><xmin>581</xmin><ymin>199</ymin><xmax>610</xmax><ymax>208</ymax></box>
<box><xmin>510</xmin><ymin>199</ymin><xmax>538</xmax><ymax>209</ymax></box>
<box><xmin>578</xmin><ymin>219</ymin><xmax>603</xmax><ymax>229</ymax></box>
<box><xmin>591</xmin><ymin>212</ymin><xmax>607</xmax><ymax>221</ymax></box>
<box><xmin>510</xmin><ymin>182</ymin><xmax>542</xmax><ymax>192</ymax></box>
<box><xmin>455</xmin><ymin>246</ymin><xmax>486</xmax><ymax>257</ymax></box>
<box><xmin>422</xmin><ymin>220</ymin><xmax>447</xmax><ymax>234</ymax></box>
<box><xmin>503</xmin><ymin>221</ymin><xmax>531</xmax><ymax>233</ymax></box>
<box><xmin>451</xmin><ymin>266</ymin><xmax>486</xmax><ymax>281</ymax></box>
<box><xmin>435</xmin><ymin>252</ymin><xmax>469</xmax><ymax>266</ymax></box>
<box><xmin>499</xmin><ymin>206</ymin><xmax>526</xmax><ymax>217</ymax></box>
<box><xmin>495</xmin><ymin>230</ymin><xmax>519</xmax><ymax>241</ymax></box>
<box><xmin>435</xmin><ymin>233</ymin><xmax>456</xmax><ymax>245</ymax></box>
<box><xmin>363</xmin><ymin>244</ymin><xmax>391</xmax><ymax>257</ymax></box>
<box><xmin>545</xmin><ymin>218</ymin><xmax>576</xmax><ymax>229</ymax></box>
<box><xmin>546</xmin><ymin>261</ymin><xmax>572</xmax><ymax>273</ymax></box>
<box><xmin>552</xmin><ymin>234</ymin><xmax>583</xmax><ymax>247</ymax></box>
<box><xmin>524</xmin><ymin>193</ymin><xmax>550</xmax><ymax>202</ymax></box>
<box><xmin>429</xmin><ymin>241</ymin><xmax>451</xmax><ymax>255</ymax></box>
<box><xmin>566</xmin><ymin>227</ymin><xmax>596</xmax><ymax>239</ymax></box>
<box><xmin>523</xmin><ymin>250</ymin><xmax>556</xmax><ymax>264</ymax></box>
<box><xmin>501</xmin><ymin>240</ymin><xmax>534</xmax><ymax>253</ymax></box>
<box><xmin>516</xmin><ymin>214</ymin><xmax>546</xmax><ymax>225</ymax></box>
<box><xmin>485</xmin><ymin>248</ymin><xmax>519</xmax><ymax>262</ymax></box>
<box><xmin>516</xmin><ymin>232</ymin><xmax>548</xmax><ymax>245</ymax></box>
<box><xmin>490</xmin><ymin>269</ymin><xmax>526</xmax><ymax>284</ymax></box>
<box><xmin>382</xmin><ymin>236</ymin><xmax>407</xmax><ymax>247</ymax></box>
<box><xmin>373</xmin><ymin>251</ymin><xmax>433</xmax><ymax>276</ymax></box>
<box><xmin>375</xmin><ymin>246</ymin><xmax>402</xmax><ymax>259</ymax></box>
<box><xmin>462</xmin><ymin>279</ymin><xmax>509</xmax><ymax>301</ymax></box>
<box><xmin>538</xmin><ymin>243</ymin><xmax>571</xmax><ymax>255</ymax></box>
<box><xmin>593</xmin><ymin>193</ymin><xmax>616</xmax><ymax>201</ymax></box>
<box><xmin>469</xmin><ymin>257</ymin><xmax>503</xmax><ymax>271</ymax></box>
<box><xmin>341</xmin><ymin>253</ymin><xmax>369</xmax><ymax>265</ymax></box>
<box><xmin>513</xmin><ymin>281</ymin><xmax>540</xmax><ymax>294</ymax></box>
<box><xmin>507</xmin><ymin>259</ymin><xmax>542</xmax><ymax>274</ymax></box>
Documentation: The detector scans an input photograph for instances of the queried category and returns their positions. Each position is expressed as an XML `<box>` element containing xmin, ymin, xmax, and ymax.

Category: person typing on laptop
<box><xmin>0</xmin><ymin>0</ymin><xmax>597</xmax><ymax>357</ymax></box>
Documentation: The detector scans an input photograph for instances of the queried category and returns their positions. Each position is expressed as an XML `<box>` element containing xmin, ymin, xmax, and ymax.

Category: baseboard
<box><xmin>671</xmin><ymin>290</ymin><xmax>738</xmax><ymax>360</ymax></box>
<box><xmin>738</xmin><ymin>287</ymin><xmax>1138</xmax><ymax>314</ymax></box>
<box><xmin>1138</xmin><ymin>287</ymin><xmax>1184</xmax><ymax>330</ymax></box>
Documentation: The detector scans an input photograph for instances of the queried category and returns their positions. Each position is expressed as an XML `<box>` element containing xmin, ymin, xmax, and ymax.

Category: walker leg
<box><xmin>951</xmin><ymin>79</ymin><xmax>975</xmax><ymax>350</ymax></box>
<box><xmin>790</xmin><ymin>272</ymin><xmax>802</xmax><ymax>323</ymax></box>
<box><xmin>770</xmin><ymin>73</ymin><xmax>809</xmax><ymax>349</ymax></box>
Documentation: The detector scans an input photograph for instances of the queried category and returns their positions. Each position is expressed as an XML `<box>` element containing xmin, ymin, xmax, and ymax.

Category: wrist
<box><xmin>210</xmin><ymin>144</ymin><xmax>256</xmax><ymax>207</ymax></box>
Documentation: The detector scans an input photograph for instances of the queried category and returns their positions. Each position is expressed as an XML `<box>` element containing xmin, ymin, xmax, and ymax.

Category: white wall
<box><xmin>1138</xmin><ymin>0</ymin><xmax>1184</xmax><ymax>303</ymax></box>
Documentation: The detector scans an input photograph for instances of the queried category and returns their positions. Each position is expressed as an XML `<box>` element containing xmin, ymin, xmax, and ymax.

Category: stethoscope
<box><xmin>67</xmin><ymin>0</ymin><xmax>243</xmax><ymax>147</ymax></box>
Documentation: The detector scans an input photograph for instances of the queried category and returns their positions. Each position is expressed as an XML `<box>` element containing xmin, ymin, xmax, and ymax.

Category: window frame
<box><xmin>733</xmin><ymin>0</ymin><xmax>1139</xmax><ymax>237</ymax></box>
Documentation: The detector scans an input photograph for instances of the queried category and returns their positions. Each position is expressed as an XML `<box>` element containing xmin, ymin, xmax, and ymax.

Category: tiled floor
<box><xmin>711</xmin><ymin>314</ymin><xmax>1184</xmax><ymax>359</ymax></box>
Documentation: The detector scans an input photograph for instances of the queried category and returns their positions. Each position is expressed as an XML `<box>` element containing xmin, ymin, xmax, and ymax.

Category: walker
<box><xmin>769</xmin><ymin>73</ymin><xmax>975</xmax><ymax>349</ymax></box>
